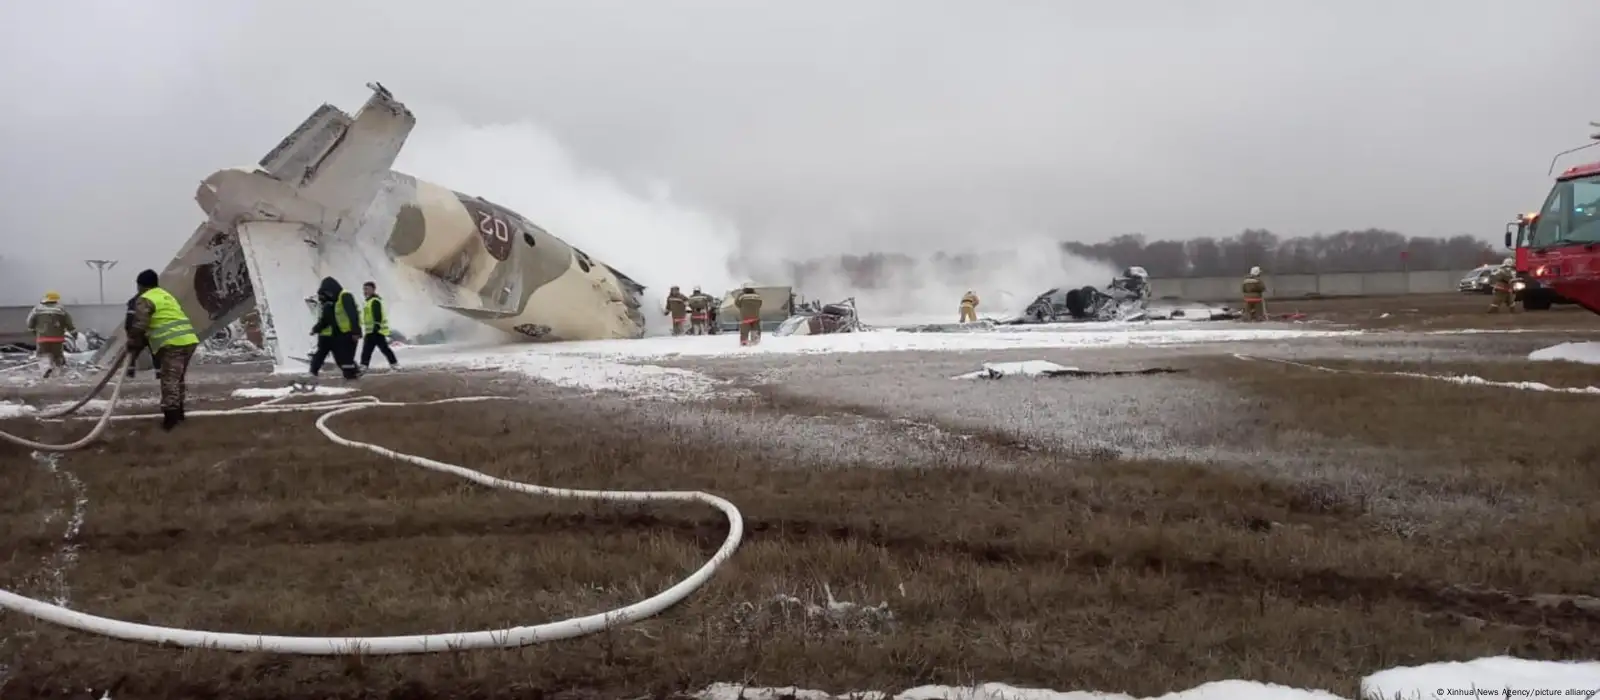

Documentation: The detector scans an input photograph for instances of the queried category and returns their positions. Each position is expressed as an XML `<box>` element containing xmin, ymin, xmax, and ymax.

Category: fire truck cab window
<box><xmin>1531</xmin><ymin>182</ymin><xmax>1570</xmax><ymax>247</ymax></box>
<box><xmin>1570</xmin><ymin>176</ymin><xmax>1600</xmax><ymax>243</ymax></box>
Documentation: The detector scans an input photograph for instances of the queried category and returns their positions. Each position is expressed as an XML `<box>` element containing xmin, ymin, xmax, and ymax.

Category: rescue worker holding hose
<box><xmin>125</xmin><ymin>269</ymin><xmax>200</xmax><ymax>431</ymax></box>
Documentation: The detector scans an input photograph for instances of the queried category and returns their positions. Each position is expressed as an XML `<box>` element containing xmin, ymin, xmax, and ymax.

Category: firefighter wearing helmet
<box><xmin>1488</xmin><ymin>257</ymin><xmax>1518</xmax><ymax>313</ymax></box>
<box><xmin>26</xmin><ymin>291</ymin><xmax>75</xmax><ymax>378</ymax></box>
<box><xmin>735</xmin><ymin>282</ymin><xmax>764</xmax><ymax>346</ymax></box>
<box><xmin>1242</xmin><ymin>267</ymin><xmax>1267</xmax><ymax>322</ymax></box>
<box><xmin>687</xmin><ymin>285</ymin><xmax>714</xmax><ymax>335</ymax></box>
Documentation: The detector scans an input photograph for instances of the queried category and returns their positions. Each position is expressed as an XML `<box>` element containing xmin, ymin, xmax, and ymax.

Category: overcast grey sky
<box><xmin>2</xmin><ymin>0</ymin><xmax>1597</xmax><ymax>303</ymax></box>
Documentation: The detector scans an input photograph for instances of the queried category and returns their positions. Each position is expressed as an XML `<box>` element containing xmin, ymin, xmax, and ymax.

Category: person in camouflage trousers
<box><xmin>1488</xmin><ymin>258</ymin><xmax>1519</xmax><ymax>313</ymax></box>
<box><xmin>1241</xmin><ymin>266</ymin><xmax>1267</xmax><ymax>321</ymax></box>
<box><xmin>736</xmin><ymin>284</ymin><xmax>764</xmax><ymax>346</ymax></box>
<box><xmin>126</xmin><ymin>269</ymin><xmax>202</xmax><ymax>431</ymax></box>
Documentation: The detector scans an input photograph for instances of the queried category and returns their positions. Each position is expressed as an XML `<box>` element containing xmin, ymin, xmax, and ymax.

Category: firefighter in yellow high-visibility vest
<box><xmin>125</xmin><ymin>269</ymin><xmax>201</xmax><ymax>431</ymax></box>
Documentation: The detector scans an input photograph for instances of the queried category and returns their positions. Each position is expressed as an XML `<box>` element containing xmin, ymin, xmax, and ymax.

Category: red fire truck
<box><xmin>1505</xmin><ymin>123</ymin><xmax>1600</xmax><ymax>315</ymax></box>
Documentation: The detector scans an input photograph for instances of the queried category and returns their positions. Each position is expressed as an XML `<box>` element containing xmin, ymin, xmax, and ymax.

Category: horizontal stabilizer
<box><xmin>438</xmin><ymin>305</ymin><xmax>520</xmax><ymax>320</ymax></box>
<box><xmin>257</xmin><ymin>103</ymin><xmax>352</xmax><ymax>183</ymax></box>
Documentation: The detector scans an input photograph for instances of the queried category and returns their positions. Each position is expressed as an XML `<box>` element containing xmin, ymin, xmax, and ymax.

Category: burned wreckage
<box><xmin>1011</xmin><ymin>267</ymin><xmax>1240</xmax><ymax>324</ymax></box>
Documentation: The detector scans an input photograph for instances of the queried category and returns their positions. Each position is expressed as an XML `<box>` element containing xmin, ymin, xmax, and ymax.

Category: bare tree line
<box><xmin>1061</xmin><ymin>230</ymin><xmax>1501</xmax><ymax>278</ymax></box>
<box><xmin>773</xmin><ymin>230</ymin><xmax>1502</xmax><ymax>291</ymax></box>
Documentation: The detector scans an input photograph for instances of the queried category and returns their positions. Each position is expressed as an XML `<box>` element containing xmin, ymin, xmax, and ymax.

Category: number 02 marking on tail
<box><xmin>457</xmin><ymin>193</ymin><xmax>518</xmax><ymax>262</ymax></box>
<box><xmin>477</xmin><ymin>211</ymin><xmax>511</xmax><ymax>243</ymax></box>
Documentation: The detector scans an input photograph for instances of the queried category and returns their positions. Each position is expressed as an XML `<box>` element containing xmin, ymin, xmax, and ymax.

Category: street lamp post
<box><xmin>84</xmin><ymin>259</ymin><xmax>118</xmax><ymax>304</ymax></box>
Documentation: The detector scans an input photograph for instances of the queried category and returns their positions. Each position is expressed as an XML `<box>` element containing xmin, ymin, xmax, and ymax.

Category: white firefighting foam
<box><xmin>691</xmin><ymin>655</ymin><xmax>1600</xmax><ymax>700</ymax></box>
<box><xmin>400</xmin><ymin>325</ymin><xmax>1358</xmax><ymax>397</ymax></box>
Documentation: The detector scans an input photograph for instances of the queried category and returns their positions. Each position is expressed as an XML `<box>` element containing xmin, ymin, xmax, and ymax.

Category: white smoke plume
<box><xmin>392</xmin><ymin>107</ymin><xmax>745</xmax><ymax>338</ymax></box>
<box><xmin>740</xmin><ymin>235</ymin><xmax>1119</xmax><ymax>325</ymax></box>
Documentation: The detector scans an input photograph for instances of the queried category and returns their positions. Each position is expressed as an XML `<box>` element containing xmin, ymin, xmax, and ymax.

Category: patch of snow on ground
<box><xmin>453</xmin><ymin>352</ymin><xmax>738</xmax><ymax>400</ymax></box>
<box><xmin>413</xmin><ymin>326</ymin><xmax>1360</xmax><ymax>365</ymax></box>
<box><xmin>698</xmin><ymin>680</ymin><xmax>1341</xmax><ymax>700</ymax></box>
<box><xmin>952</xmin><ymin>360</ymin><xmax>1077</xmax><ymax>380</ymax></box>
<box><xmin>1529</xmin><ymin>341</ymin><xmax>1600</xmax><ymax>365</ymax></box>
<box><xmin>37</xmin><ymin>397</ymin><xmax>157</xmax><ymax>414</ymax></box>
<box><xmin>232</xmin><ymin>386</ymin><xmax>357</xmax><ymax>399</ymax></box>
<box><xmin>1238</xmin><ymin>354</ymin><xmax>1600</xmax><ymax>395</ymax></box>
<box><xmin>1362</xmin><ymin>656</ymin><xmax>1600</xmax><ymax>697</ymax></box>
<box><xmin>696</xmin><ymin>657</ymin><xmax>1600</xmax><ymax>700</ymax></box>
<box><xmin>0</xmin><ymin>400</ymin><xmax>33</xmax><ymax>418</ymax></box>
<box><xmin>397</xmin><ymin>325</ymin><xmax>1345</xmax><ymax>400</ymax></box>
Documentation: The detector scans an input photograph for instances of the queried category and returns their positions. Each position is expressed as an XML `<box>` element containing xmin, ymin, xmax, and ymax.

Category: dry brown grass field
<box><xmin>1</xmin><ymin>294</ymin><xmax>1597</xmax><ymax>700</ymax></box>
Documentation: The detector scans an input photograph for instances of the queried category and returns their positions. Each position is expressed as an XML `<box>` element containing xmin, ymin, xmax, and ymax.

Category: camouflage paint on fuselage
<box><xmin>373</xmin><ymin>173</ymin><xmax>646</xmax><ymax>342</ymax></box>
<box><xmin>92</xmin><ymin>84</ymin><xmax>648</xmax><ymax>371</ymax></box>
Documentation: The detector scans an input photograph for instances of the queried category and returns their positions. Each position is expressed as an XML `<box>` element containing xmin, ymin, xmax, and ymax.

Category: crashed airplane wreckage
<box><xmin>1012</xmin><ymin>267</ymin><xmax>1240</xmax><ymax>324</ymax></box>
<box><xmin>94</xmin><ymin>83</ymin><xmax>648</xmax><ymax>371</ymax></box>
<box><xmin>899</xmin><ymin>268</ymin><xmax>1238</xmax><ymax>333</ymax></box>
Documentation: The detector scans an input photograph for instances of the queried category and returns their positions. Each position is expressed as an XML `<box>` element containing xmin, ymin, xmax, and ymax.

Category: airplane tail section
<box><xmin>93</xmin><ymin>83</ymin><xmax>419</xmax><ymax>372</ymax></box>
<box><xmin>90</xmin><ymin>223</ymin><xmax>256</xmax><ymax>369</ymax></box>
<box><xmin>235</xmin><ymin>221</ymin><xmax>322</xmax><ymax>368</ymax></box>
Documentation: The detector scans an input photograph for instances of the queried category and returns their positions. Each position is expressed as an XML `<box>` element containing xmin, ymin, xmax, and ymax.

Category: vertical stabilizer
<box><xmin>236</xmin><ymin>222</ymin><xmax>323</xmax><ymax>368</ymax></box>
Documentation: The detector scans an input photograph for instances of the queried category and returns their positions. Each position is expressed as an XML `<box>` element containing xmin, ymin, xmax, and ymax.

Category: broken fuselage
<box><xmin>95</xmin><ymin>84</ymin><xmax>646</xmax><ymax>370</ymax></box>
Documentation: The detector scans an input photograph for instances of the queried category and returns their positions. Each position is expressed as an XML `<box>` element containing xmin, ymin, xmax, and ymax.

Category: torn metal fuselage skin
<box><xmin>94</xmin><ymin>84</ymin><xmax>646</xmax><ymax>371</ymax></box>
<box><xmin>1012</xmin><ymin>272</ymin><xmax>1239</xmax><ymax>325</ymax></box>
<box><xmin>773</xmin><ymin>297</ymin><xmax>865</xmax><ymax>337</ymax></box>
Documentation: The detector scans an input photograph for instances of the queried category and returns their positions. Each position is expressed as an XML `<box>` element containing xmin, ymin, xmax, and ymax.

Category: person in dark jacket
<box><xmin>308</xmin><ymin>276</ymin><xmax>363</xmax><ymax>379</ymax></box>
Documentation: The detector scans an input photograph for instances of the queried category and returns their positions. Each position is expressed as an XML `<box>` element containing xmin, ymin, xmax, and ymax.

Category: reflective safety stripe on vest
<box><xmin>321</xmin><ymin>290</ymin><xmax>356</xmax><ymax>336</ymax></box>
<box><xmin>140</xmin><ymin>287</ymin><xmax>200</xmax><ymax>353</ymax></box>
<box><xmin>363</xmin><ymin>295</ymin><xmax>390</xmax><ymax>336</ymax></box>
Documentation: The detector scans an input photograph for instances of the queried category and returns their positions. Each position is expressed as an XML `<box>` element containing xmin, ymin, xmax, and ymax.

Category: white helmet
<box><xmin>1249</xmin><ymin>266</ymin><xmax>1261</xmax><ymax>276</ymax></box>
<box><xmin>1124</xmin><ymin>266</ymin><xmax>1149</xmax><ymax>278</ymax></box>
<box><xmin>1502</xmin><ymin>257</ymin><xmax>1515</xmax><ymax>267</ymax></box>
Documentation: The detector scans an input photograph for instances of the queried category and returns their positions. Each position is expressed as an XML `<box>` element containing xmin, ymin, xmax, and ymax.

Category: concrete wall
<box><xmin>1147</xmin><ymin>269</ymin><xmax>1467</xmax><ymax>301</ymax></box>
<box><xmin>0</xmin><ymin>303</ymin><xmax>127</xmax><ymax>346</ymax></box>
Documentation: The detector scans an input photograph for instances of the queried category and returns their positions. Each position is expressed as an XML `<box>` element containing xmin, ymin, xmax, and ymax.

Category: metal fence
<box><xmin>1146</xmin><ymin>269</ymin><xmax>1469</xmax><ymax>302</ymax></box>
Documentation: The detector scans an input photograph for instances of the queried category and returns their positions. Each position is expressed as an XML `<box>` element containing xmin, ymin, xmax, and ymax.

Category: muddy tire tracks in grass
<box><xmin>42</xmin><ymin>507</ymin><xmax>1600</xmax><ymax>653</ymax></box>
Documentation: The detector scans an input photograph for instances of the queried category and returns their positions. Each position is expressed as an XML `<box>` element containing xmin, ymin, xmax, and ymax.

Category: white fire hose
<box><xmin>0</xmin><ymin>354</ymin><xmax>745</xmax><ymax>655</ymax></box>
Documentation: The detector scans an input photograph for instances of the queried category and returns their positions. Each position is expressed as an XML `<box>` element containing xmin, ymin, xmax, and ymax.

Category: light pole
<box><xmin>84</xmin><ymin>259</ymin><xmax>118</xmax><ymax>303</ymax></box>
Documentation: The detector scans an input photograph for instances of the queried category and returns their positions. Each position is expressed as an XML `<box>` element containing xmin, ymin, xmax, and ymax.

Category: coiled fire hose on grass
<box><xmin>0</xmin><ymin>355</ymin><xmax>745</xmax><ymax>655</ymax></box>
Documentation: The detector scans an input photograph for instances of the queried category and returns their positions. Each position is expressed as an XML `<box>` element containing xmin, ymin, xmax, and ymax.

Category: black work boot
<box><xmin>161</xmin><ymin>409</ymin><xmax>180</xmax><ymax>431</ymax></box>
<box><xmin>176</xmin><ymin>406</ymin><xmax>186</xmax><ymax>422</ymax></box>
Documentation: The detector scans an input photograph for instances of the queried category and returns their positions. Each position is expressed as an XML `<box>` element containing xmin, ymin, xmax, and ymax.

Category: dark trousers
<box><xmin>360</xmin><ymin>332</ymin><xmax>397</xmax><ymax>367</ymax></box>
<box><xmin>310</xmin><ymin>334</ymin><xmax>361</xmax><ymax>378</ymax></box>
